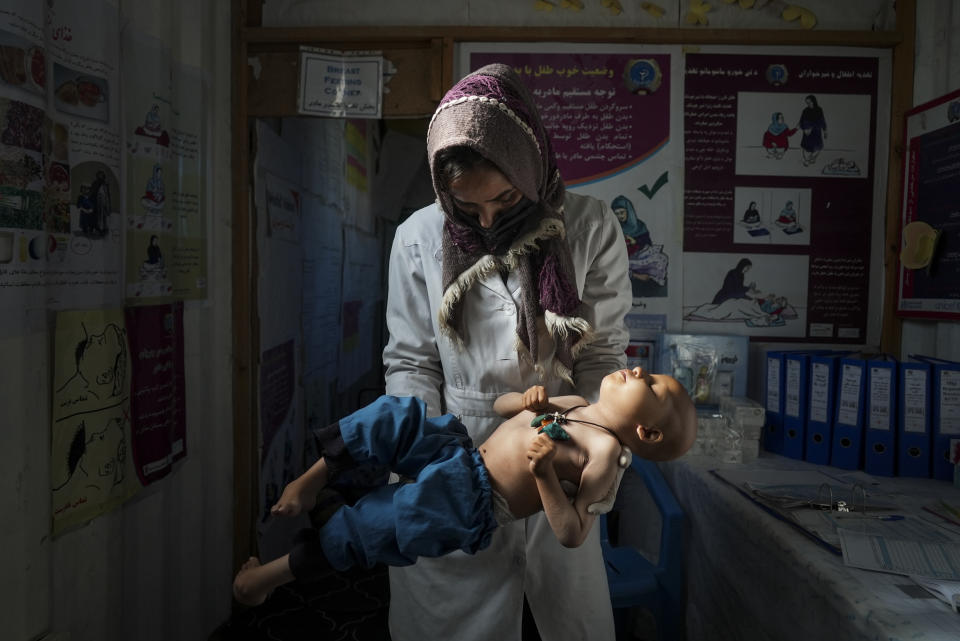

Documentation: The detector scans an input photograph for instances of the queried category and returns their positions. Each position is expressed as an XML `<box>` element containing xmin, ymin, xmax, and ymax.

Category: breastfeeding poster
<box><xmin>51</xmin><ymin>308</ymin><xmax>139</xmax><ymax>536</ymax></box>
<box><xmin>682</xmin><ymin>48</ymin><xmax>890</xmax><ymax>342</ymax></box>
<box><xmin>462</xmin><ymin>44</ymin><xmax>684</xmax><ymax>330</ymax></box>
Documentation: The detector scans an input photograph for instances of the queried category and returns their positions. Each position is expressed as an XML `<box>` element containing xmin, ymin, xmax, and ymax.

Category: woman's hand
<box><xmin>527</xmin><ymin>433</ymin><xmax>557</xmax><ymax>477</ymax></box>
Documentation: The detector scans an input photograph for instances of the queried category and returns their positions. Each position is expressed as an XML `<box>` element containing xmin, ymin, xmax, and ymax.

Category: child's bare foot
<box><xmin>271</xmin><ymin>477</ymin><xmax>318</xmax><ymax>517</ymax></box>
<box><xmin>271</xmin><ymin>458</ymin><xmax>329</xmax><ymax>517</ymax></box>
<box><xmin>233</xmin><ymin>557</ymin><xmax>272</xmax><ymax>606</ymax></box>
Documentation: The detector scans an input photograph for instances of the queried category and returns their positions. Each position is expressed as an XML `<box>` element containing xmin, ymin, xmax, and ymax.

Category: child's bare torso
<box><xmin>478</xmin><ymin>409</ymin><xmax>618</xmax><ymax>519</ymax></box>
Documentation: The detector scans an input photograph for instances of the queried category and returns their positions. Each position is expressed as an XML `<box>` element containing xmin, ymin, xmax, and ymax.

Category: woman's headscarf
<box><xmin>767</xmin><ymin>112</ymin><xmax>787</xmax><ymax>135</ymax></box>
<box><xmin>427</xmin><ymin>63</ymin><xmax>589</xmax><ymax>383</ymax></box>
<box><xmin>610</xmin><ymin>194</ymin><xmax>650</xmax><ymax>247</ymax></box>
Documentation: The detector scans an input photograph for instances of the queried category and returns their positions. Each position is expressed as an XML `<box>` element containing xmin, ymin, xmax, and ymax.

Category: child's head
<box><xmin>596</xmin><ymin>367</ymin><xmax>697</xmax><ymax>461</ymax></box>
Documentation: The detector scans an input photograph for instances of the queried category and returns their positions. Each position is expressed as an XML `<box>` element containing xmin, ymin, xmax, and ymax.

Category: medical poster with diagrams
<box><xmin>122</xmin><ymin>26</ymin><xmax>206</xmax><ymax>303</ymax></box>
<box><xmin>0</xmin><ymin>1</ymin><xmax>123</xmax><ymax>314</ymax></box>
<box><xmin>461</xmin><ymin>43</ymin><xmax>684</xmax><ymax>328</ymax></box>
<box><xmin>51</xmin><ymin>308</ymin><xmax>139</xmax><ymax>536</ymax></box>
<box><xmin>896</xmin><ymin>88</ymin><xmax>960</xmax><ymax>319</ymax></box>
<box><xmin>0</xmin><ymin>1</ymin><xmax>122</xmax><ymax>309</ymax></box>
<box><xmin>682</xmin><ymin>48</ymin><xmax>890</xmax><ymax>342</ymax></box>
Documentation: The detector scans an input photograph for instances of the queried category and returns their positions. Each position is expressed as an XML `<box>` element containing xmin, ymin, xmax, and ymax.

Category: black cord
<box><xmin>552</xmin><ymin>405</ymin><xmax>622</xmax><ymax>444</ymax></box>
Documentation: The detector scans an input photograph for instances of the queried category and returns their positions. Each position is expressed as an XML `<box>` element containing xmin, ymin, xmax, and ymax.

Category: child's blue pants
<box><xmin>288</xmin><ymin>395</ymin><xmax>498</xmax><ymax>575</ymax></box>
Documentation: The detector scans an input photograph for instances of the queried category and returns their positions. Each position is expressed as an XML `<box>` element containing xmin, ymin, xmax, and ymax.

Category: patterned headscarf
<box><xmin>427</xmin><ymin>63</ymin><xmax>591</xmax><ymax>383</ymax></box>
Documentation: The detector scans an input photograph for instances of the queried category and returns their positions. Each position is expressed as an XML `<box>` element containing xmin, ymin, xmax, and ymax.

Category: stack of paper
<box><xmin>911</xmin><ymin>576</ymin><xmax>960</xmax><ymax>613</ymax></box>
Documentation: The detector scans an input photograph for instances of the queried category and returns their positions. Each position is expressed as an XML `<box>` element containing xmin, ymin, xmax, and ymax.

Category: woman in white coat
<box><xmin>383</xmin><ymin>63</ymin><xmax>632</xmax><ymax>641</ymax></box>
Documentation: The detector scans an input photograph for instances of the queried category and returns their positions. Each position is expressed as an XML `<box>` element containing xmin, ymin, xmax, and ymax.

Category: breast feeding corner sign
<box><xmin>298</xmin><ymin>47</ymin><xmax>383</xmax><ymax>119</ymax></box>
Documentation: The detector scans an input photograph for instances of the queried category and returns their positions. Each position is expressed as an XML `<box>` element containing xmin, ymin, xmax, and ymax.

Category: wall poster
<box><xmin>896</xmin><ymin>87</ymin><xmax>960</xmax><ymax>320</ymax></box>
<box><xmin>682</xmin><ymin>47</ymin><xmax>890</xmax><ymax>343</ymax></box>
<box><xmin>0</xmin><ymin>0</ymin><xmax>124</xmax><ymax>315</ymax></box>
<box><xmin>458</xmin><ymin>44</ymin><xmax>889</xmax><ymax>342</ymax></box>
<box><xmin>52</xmin><ymin>308</ymin><xmax>139</xmax><ymax>535</ymax></box>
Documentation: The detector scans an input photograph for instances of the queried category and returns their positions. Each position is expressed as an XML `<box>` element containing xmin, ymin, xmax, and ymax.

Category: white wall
<box><xmin>0</xmin><ymin>1</ymin><xmax>235</xmax><ymax>640</ymax></box>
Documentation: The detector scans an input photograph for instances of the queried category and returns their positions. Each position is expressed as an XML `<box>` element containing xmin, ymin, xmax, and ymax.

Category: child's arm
<box><xmin>527</xmin><ymin>435</ymin><xmax>620</xmax><ymax>547</ymax></box>
<box><xmin>493</xmin><ymin>386</ymin><xmax>588</xmax><ymax>418</ymax></box>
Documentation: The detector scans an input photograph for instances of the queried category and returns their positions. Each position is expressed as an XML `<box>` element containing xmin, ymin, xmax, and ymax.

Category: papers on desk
<box><xmin>911</xmin><ymin>576</ymin><xmax>960</xmax><ymax>613</ymax></box>
<box><xmin>710</xmin><ymin>468</ymin><xmax>863</xmax><ymax>554</ymax></box>
<box><xmin>837</xmin><ymin>527</ymin><xmax>960</xmax><ymax>580</ymax></box>
<box><xmin>791</xmin><ymin>508</ymin><xmax>936</xmax><ymax>551</ymax></box>
<box><xmin>710</xmin><ymin>468</ymin><xmax>960</xmax><ymax>565</ymax></box>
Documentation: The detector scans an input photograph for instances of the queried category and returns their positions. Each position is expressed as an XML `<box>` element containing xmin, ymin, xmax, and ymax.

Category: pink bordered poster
<box><xmin>897</xmin><ymin>87</ymin><xmax>960</xmax><ymax>319</ymax></box>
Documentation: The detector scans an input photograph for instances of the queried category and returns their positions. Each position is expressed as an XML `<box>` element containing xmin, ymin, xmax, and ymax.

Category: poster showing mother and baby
<box><xmin>683</xmin><ymin>49</ymin><xmax>889</xmax><ymax>343</ymax></box>
<box><xmin>683</xmin><ymin>252</ymin><xmax>808</xmax><ymax>337</ymax></box>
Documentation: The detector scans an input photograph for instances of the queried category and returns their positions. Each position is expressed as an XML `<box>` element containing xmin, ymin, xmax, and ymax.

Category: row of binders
<box><xmin>763</xmin><ymin>351</ymin><xmax>959</xmax><ymax>480</ymax></box>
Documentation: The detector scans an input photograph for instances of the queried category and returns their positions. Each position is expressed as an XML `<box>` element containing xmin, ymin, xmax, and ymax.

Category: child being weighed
<box><xmin>233</xmin><ymin>366</ymin><xmax>697</xmax><ymax>606</ymax></box>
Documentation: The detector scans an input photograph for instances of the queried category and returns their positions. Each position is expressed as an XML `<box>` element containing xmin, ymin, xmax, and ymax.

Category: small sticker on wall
<box><xmin>809</xmin><ymin>323</ymin><xmax>833</xmax><ymax>338</ymax></box>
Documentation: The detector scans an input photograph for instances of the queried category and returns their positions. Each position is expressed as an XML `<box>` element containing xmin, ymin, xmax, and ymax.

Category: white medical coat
<box><xmin>383</xmin><ymin>191</ymin><xmax>632</xmax><ymax>641</ymax></box>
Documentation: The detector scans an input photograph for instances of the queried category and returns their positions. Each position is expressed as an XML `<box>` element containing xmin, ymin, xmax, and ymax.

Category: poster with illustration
<box><xmin>0</xmin><ymin>0</ymin><xmax>124</xmax><ymax>315</ymax></box>
<box><xmin>462</xmin><ymin>43</ymin><xmax>684</xmax><ymax>327</ymax></box>
<box><xmin>732</xmin><ymin>185</ymin><xmax>811</xmax><ymax>246</ymax></box>
<box><xmin>735</xmin><ymin>91</ymin><xmax>872</xmax><ymax>178</ymax></box>
<box><xmin>122</xmin><ymin>26</ymin><xmax>207</xmax><ymax>303</ymax></box>
<box><xmin>682</xmin><ymin>252</ymin><xmax>808</xmax><ymax>338</ymax></box>
<box><xmin>684</xmin><ymin>48</ymin><xmax>890</xmax><ymax>343</ymax></box>
<box><xmin>51</xmin><ymin>308</ymin><xmax>139</xmax><ymax>536</ymax></box>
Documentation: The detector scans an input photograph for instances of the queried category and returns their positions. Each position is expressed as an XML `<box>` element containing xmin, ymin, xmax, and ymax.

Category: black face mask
<box><xmin>453</xmin><ymin>196</ymin><xmax>537</xmax><ymax>254</ymax></box>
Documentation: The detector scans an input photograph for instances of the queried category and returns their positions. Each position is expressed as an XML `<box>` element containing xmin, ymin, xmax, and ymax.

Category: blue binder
<box><xmin>864</xmin><ymin>354</ymin><xmax>897</xmax><ymax>477</ymax></box>
<box><xmin>782</xmin><ymin>352</ymin><xmax>812</xmax><ymax>460</ymax></box>
<box><xmin>913</xmin><ymin>356</ymin><xmax>960</xmax><ymax>481</ymax></box>
<box><xmin>831</xmin><ymin>355</ymin><xmax>866</xmax><ymax>470</ymax></box>
<box><xmin>764</xmin><ymin>351</ymin><xmax>786</xmax><ymax>454</ymax></box>
<box><xmin>898</xmin><ymin>358</ymin><xmax>932</xmax><ymax>478</ymax></box>
<box><xmin>806</xmin><ymin>353</ymin><xmax>844</xmax><ymax>466</ymax></box>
